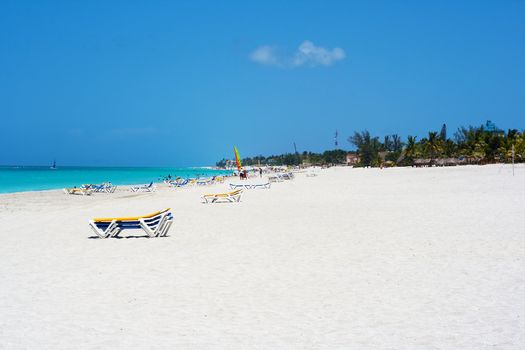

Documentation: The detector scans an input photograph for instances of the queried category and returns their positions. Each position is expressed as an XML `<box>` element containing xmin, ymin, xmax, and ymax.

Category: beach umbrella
<box><xmin>234</xmin><ymin>146</ymin><xmax>242</xmax><ymax>171</ymax></box>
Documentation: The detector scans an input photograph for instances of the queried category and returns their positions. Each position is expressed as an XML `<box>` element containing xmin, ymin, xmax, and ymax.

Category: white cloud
<box><xmin>293</xmin><ymin>41</ymin><xmax>345</xmax><ymax>66</ymax></box>
<box><xmin>250</xmin><ymin>45</ymin><xmax>280</xmax><ymax>66</ymax></box>
<box><xmin>250</xmin><ymin>41</ymin><xmax>345</xmax><ymax>68</ymax></box>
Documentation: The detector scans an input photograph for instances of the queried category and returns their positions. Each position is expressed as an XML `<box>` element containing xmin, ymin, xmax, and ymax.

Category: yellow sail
<box><xmin>234</xmin><ymin>146</ymin><xmax>242</xmax><ymax>171</ymax></box>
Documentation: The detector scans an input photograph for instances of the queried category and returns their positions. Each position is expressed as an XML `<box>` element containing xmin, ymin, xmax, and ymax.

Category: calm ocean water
<box><xmin>0</xmin><ymin>166</ymin><xmax>231</xmax><ymax>194</ymax></box>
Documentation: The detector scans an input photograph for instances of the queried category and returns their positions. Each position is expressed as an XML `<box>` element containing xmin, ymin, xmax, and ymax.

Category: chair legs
<box><xmin>89</xmin><ymin>220</ymin><xmax>120</xmax><ymax>239</ymax></box>
<box><xmin>139</xmin><ymin>213</ymin><xmax>171</xmax><ymax>238</ymax></box>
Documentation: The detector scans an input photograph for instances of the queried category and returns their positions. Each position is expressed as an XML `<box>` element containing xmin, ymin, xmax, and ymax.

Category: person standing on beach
<box><xmin>259</xmin><ymin>168</ymin><xmax>263</xmax><ymax>178</ymax></box>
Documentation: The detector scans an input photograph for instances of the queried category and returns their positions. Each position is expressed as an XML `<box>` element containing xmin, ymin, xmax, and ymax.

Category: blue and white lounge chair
<box><xmin>170</xmin><ymin>179</ymin><xmax>189</xmax><ymax>188</ymax></box>
<box><xmin>130</xmin><ymin>182</ymin><xmax>156</xmax><ymax>192</ymax></box>
<box><xmin>89</xmin><ymin>208</ymin><xmax>173</xmax><ymax>238</ymax></box>
<box><xmin>196</xmin><ymin>178</ymin><xmax>213</xmax><ymax>186</ymax></box>
<box><xmin>280</xmin><ymin>173</ymin><xmax>294</xmax><ymax>180</ymax></box>
<box><xmin>268</xmin><ymin>175</ymin><xmax>283</xmax><ymax>183</ymax></box>
<box><xmin>82</xmin><ymin>183</ymin><xmax>117</xmax><ymax>193</ymax></box>
<box><xmin>103</xmin><ymin>183</ymin><xmax>117</xmax><ymax>193</ymax></box>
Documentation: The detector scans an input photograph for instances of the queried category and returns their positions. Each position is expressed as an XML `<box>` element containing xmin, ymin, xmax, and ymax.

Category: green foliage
<box><xmin>348</xmin><ymin>131</ymin><xmax>382</xmax><ymax>166</ymax></box>
<box><xmin>322</xmin><ymin>149</ymin><xmax>347</xmax><ymax>164</ymax></box>
<box><xmin>217</xmin><ymin>121</ymin><xmax>525</xmax><ymax>168</ymax></box>
<box><xmin>216</xmin><ymin>149</ymin><xmax>350</xmax><ymax>167</ymax></box>
<box><xmin>347</xmin><ymin>121</ymin><xmax>524</xmax><ymax>167</ymax></box>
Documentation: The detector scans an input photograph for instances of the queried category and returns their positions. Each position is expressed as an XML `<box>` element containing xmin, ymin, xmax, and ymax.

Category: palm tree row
<box><xmin>349</xmin><ymin>121</ymin><xmax>525</xmax><ymax>167</ymax></box>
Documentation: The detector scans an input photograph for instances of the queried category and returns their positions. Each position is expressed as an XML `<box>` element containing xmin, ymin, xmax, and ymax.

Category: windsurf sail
<box><xmin>234</xmin><ymin>146</ymin><xmax>242</xmax><ymax>171</ymax></box>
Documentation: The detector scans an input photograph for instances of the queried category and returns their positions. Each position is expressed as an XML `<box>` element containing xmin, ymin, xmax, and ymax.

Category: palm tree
<box><xmin>425</xmin><ymin>132</ymin><xmax>442</xmax><ymax>161</ymax></box>
<box><xmin>391</xmin><ymin>134</ymin><xmax>403</xmax><ymax>153</ymax></box>
<box><xmin>403</xmin><ymin>135</ymin><xmax>418</xmax><ymax>162</ymax></box>
<box><xmin>455</xmin><ymin>126</ymin><xmax>486</xmax><ymax>160</ymax></box>
<box><xmin>348</xmin><ymin>131</ymin><xmax>382</xmax><ymax>166</ymax></box>
<box><xmin>515</xmin><ymin>132</ymin><xmax>525</xmax><ymax>162</ymax></box>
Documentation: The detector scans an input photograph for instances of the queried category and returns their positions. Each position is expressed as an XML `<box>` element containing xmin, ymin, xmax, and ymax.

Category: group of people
<box><xmin>238</xmin><ymin>168</ymin><xmax>263</xmax><ymax>180</ymax></box>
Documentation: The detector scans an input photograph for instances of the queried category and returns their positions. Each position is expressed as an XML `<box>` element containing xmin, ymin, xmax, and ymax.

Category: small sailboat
<box><xmin>50</xmin><ymin>159</ymin><xmax>57</xmax><ymax>170</ymax></box>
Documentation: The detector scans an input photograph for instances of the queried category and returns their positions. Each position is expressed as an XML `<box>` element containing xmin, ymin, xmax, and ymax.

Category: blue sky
<box><xmin>1</xmin><ymin>0</ymin><xmax>524</xmax><ymax>166</ymax></box>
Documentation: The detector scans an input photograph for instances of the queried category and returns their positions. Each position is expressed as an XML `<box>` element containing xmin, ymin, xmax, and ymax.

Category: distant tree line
<box><xmin>349</xmin><ymin>121</ymin><xmax>525</xmax><ymax>167</ymax></box>
<box><xmin>216</xmin><ymin>149</ymin><xmax>349</xmax><ymax>167</ymax></box>
<box><xmin>216</xmin><ymin>121</ymin><xmax>524</xmax><ymax>168</ymax></box>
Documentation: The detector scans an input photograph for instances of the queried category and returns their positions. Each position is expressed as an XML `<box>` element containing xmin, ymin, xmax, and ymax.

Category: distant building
<box><xmin>485</xmin><ymin>120</ymin><xmax>504</xmax><ymax>134</ymax></box>
<box><xmin>346</xmin><ymin>153</ymin><xmax>360</xmax><ymax>165</ymax></box>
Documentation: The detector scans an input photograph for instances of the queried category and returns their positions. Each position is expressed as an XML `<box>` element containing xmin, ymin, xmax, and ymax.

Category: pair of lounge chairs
<box><xmin>169</xmin><ymin>179</ymin><xmax>190</xmax><ymax>188</ymax></box>
<box><xmin>229</xmin><ymin>182</ymin><xmax>271</xmax><ymax>190</ymax></box>
<box><xmin>82</xmin><ymin>183</ymin><xmax>117</xmax><ymax>193</ymax></box>
<box><xmin>64</xmin><ymin>188</ymin><xmax>93</xmax><ymax>195</ymax></box>
<box><xmin>268</xmin><ymin>172</ymin><xmax>294</xmax><ymax>182</ymax></box>
<box><xmin>268</xmin><ymin>175</ymin><xmax>283</xmax><ymax>183</ymax></box>
<box><xmin>201</xmin><ymin>189</ymin><xmax>243</xmax><ymax>203</ymax></box>
<box><xmin>130</xmin><ymin>182</ymin><xmax>156</xmax><ymax>192</ymax></box>
<box><xmin>89</xmin><ymin>208</ymin><xmax>173</xmax><ymax>238</ymax></box>
<box><xmin>196</xmin><ymin>178</ymin><xmax>214</xmax><ymax>186</ymax></box>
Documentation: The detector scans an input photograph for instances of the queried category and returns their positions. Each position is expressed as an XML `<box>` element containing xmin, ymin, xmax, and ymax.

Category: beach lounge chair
<box><xmin>201</xmin><ymin>189</ymin><xmax>243</xmax><ymax>203</ymax></box>
<box><xmin>130</xmin><ymin>182</ymin><xmax>156</xmax><ymax>192</ymax></box>
<box><xmin>91</xmin><ymin>184</ymin><xmax>106</xmax><ymax>192</ymax></box>
<box><xmin>84</xmin><ymin>183</ymin><xmax>117</xmax><ymax>193</ymax></box>
<box><xmin>306</xmin><ymin>171</ymin><xmax>318</xmax><ymax>177</ymax></box>
<box><xmin>278</xmin><ymin>173</ymin><xmax>294</xmax><ymax>180</ymax></box>
<box><xmin>229</xmin><ymin>183</ymin><xmax>252</xmax><ymax>190</ymax></box>
<box><xmin>170</xmin><ymin>179</ymin><xmax>189</xmax><ymax>188</ymax></box>
<box><xmin>196</xmin><ymin>178</ymin><xmax>213</xmax><ymax>186</ymax></box>
<box><xmin>229</xmin><ymin>182</ymin><xmax>271</xmax><ymax>190</ymax></box>
<box><xmin>252</xmin><ymin>182</ymin><xmax>271</xmax><ymax>189</ymax></box>
<box><xmin>103</xmin><ymin>183</ymin><xmax>117</xmax><ymax>193</ymax></box>
<box><xmin>64</xmin><ymin>188</ymin><xmax>93</xmax><ymax>195</ymax></box>
<box><xmin>268</xmin><ymin>175</ymin><xmax>283</xmax><ymax>183</ymax></box>
<box><xmin>89</xmin><ymin>208</ymin><xmax>173</xmax><ymax>238</ymax></box>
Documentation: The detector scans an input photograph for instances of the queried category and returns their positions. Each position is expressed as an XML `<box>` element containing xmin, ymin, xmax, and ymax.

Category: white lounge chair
<box><xmin>268</xmin><ymin>176</ymin><xmax>283</xmax><ymax>183</ymax></box>
<box><xmin>103</xmin><ymin>184</ymin><xmax>117</xmax><ymax>193</ymax></box>
<box><xmin>82</xmin><ymin>183</ymin><xmax>117</xmax><ymax>193</ymax></box>
<box><xmin>306</xmin><ymin>171</ymin><xmax>318</xmax><ymax>177</ymax></box>
<box><xmin>169</xmin><ymin>179</ymin><xmax>189</xmax><ymax>188</ymax></box>
<box><xmin>196</xmin><ymin>178</ymin><xmax>213</xmax><ymax>186</ymax></box>
<box><xmin>89</xmin><ymin>208</ymin><xmax>173</xmax><ymax>238</ymax></box>
<box><xmin>252</xmin><ymin>182</ymin><xmax>271</xmax><ymax>189</ymax></box>
<box><xmin>229</xmin><ymin>182</ymin><xmax>271</xmax><ymax>190</ymax></box>
<box><xmin>130</xmin><ymin>182</ymin><xmax>157</xmax><ymax>192</ymax></box>
<box><xmin>278</xmin><ymin>173</ymin><xmax>294</xmax><ymax>180</ymax></box>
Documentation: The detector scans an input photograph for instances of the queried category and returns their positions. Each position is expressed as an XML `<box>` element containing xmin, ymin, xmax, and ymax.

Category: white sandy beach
<box><xmin>0</xmin><ymin>165</ymin><xmax>524</xmax><ymax>349</ymax></box>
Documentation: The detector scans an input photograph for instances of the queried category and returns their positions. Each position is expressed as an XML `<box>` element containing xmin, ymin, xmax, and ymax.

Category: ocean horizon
<box><xmin>0</xmin><ymin>165</ymin><xmax>231</xmax><ymax>194</ymax></box>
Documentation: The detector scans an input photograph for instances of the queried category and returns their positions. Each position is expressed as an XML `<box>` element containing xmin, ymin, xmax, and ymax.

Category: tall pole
<box><xmin>293</xmin><ymin>142</ymin><xmax>299</xmax><ymax>166</ymax></box>
<box><xmin>512</xmin><ymin>144</ymin><xmax>515</xmax><ymax>176</ymax></box>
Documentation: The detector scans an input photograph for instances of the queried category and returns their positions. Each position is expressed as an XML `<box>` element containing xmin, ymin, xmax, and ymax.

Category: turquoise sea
<box><xmin>0</xmin><ymin>166</ymin><xmax>231</xmax><ymax>194</ymax></box>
